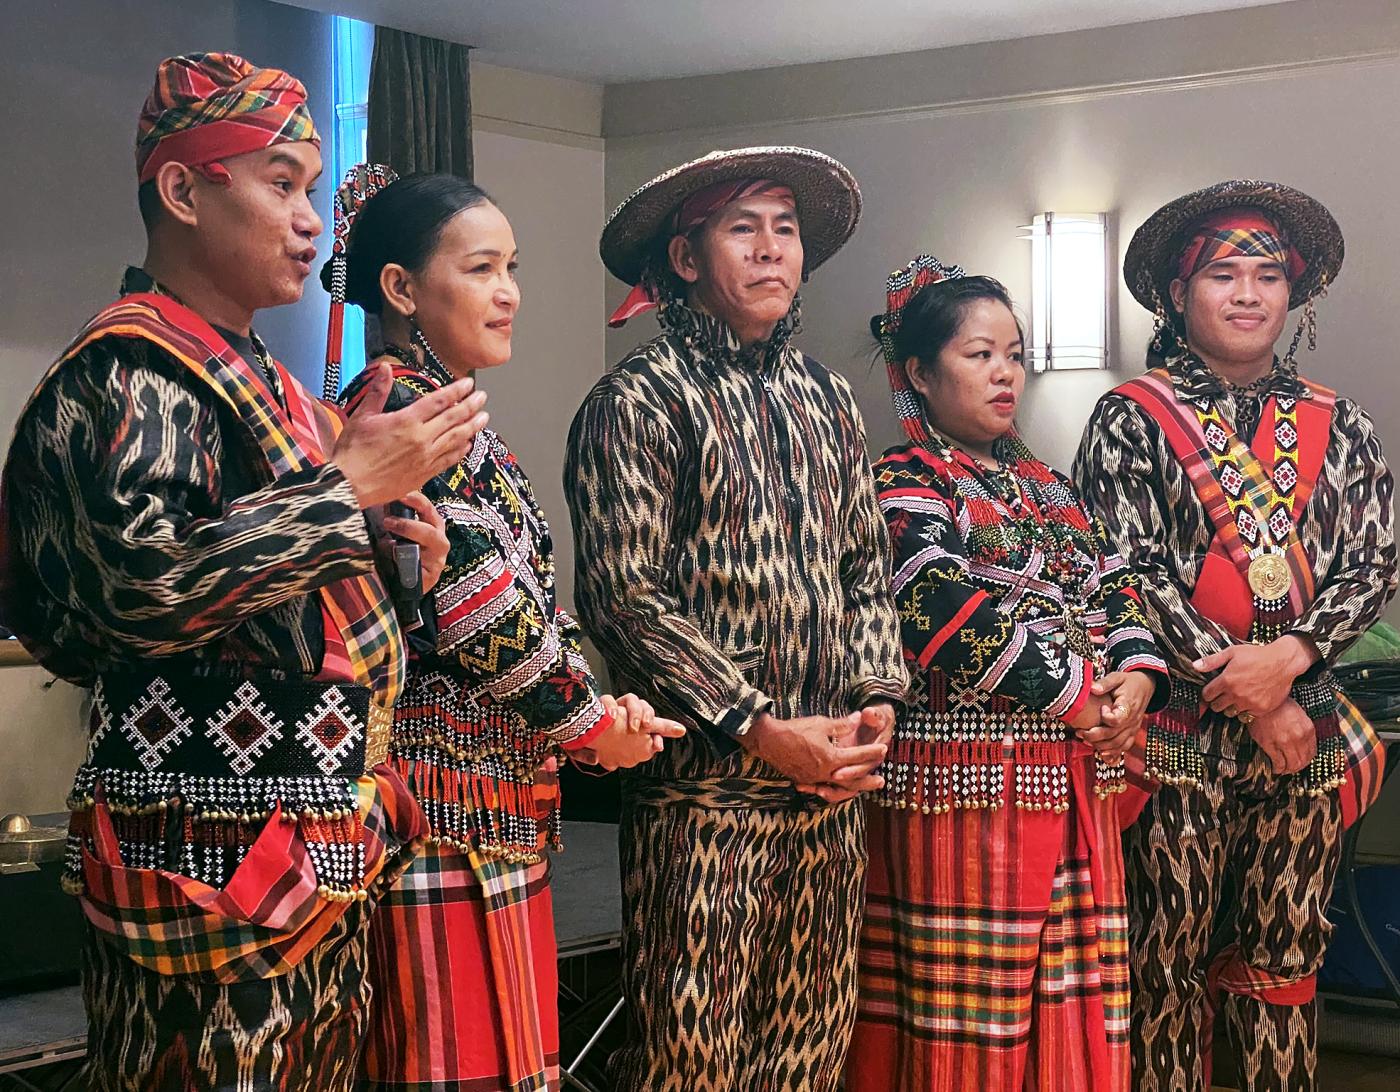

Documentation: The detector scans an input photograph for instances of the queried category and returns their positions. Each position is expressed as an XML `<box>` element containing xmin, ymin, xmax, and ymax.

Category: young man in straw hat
<box><xmin>0</xmin><ymin>53</ymin><xmax>488</xmax><ymax>1090</ymax></box>
<box><xmin>564</xmin><ymin>147</ymin><xmax>909</xmax><ymax>1090</ymax></box>
<box><xmin>1074</xmin><ymin>180</ymin><xmax>1396</xmax><ymax>1090</ymax></box>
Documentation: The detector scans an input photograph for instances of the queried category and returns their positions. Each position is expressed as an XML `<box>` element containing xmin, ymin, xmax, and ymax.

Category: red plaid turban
<box><xmin>1176</xmin><ymin>208</ymin><xmax>1307</xmax><ymax>283</ymax></box>
<box><xmin>135</xmin><ymin>52</ymin><xmax>320</xmax><ymax>184</ymax></box>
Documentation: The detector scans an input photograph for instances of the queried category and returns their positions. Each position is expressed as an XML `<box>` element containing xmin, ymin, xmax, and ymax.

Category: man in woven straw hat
<box><xmin>0</xmin><ymin>53</ymin><xmax>489</xmax><ymax>1089</ymax></box>
<box><xmin>1074</xmin><ymin>181</ymin><xmax>1396</xmax><ymax>1090</ymax></box>
<box><xmin>565</xmin><ymin>147</ymin><xmax>909</xmax><ymax>1090</ymax></box>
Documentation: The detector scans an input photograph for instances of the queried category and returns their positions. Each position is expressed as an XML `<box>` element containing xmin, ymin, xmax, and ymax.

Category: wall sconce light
<box><xmin>1021</xmin><ymin>212</ymin><xmax>1109</xmax><ymax>372</ymax></box>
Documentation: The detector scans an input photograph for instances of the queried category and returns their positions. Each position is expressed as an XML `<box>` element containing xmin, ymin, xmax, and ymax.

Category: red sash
<box><xmin>0</xmin><ymin>291</ymin><xmax>402</xmax><ymax>710</ymax></box>
<box><xmin>1115</xmin><ymin>369</ymin><xmax>1381</xmax><ymax>827</ymax></box>
<box><xmin>1121</xmin><ymin>368</ymin><xmax>1330</xmax><ymax>633</ymax></box>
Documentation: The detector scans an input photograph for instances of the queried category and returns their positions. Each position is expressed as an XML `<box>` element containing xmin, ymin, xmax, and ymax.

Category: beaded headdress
<box><xmin>875</xmin><ymin>254</ymin><xmax>965</xmax><ymax>443</ymax></box>
<box><xmin>323</xmin><ymin>162</ymin><xmax>399</xmax><ymax>399</ymax></box>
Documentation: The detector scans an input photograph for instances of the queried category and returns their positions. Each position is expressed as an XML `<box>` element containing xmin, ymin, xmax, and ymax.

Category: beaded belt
<box><xmin>89</xmin><ymin>671</ymin><xmax>389</xmax><ymax>779</ymax></box>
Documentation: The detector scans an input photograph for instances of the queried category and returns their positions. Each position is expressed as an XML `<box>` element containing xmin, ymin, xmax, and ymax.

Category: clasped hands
<box><xmin>1193</xmin><ymin>635</ymin><xmax>1319</xmax><ymax>775</ymax></box>
<box><xmin>1066</xmin><ymin>670</ymin><xmax>1158</xmax><ymax>764</ymax></box>
<box><xmin>569</xmin><ymin>694</ymin><xmax>687</xmax><ymax>771</ymax></box>
<box><xmin>743</xmin><ymin>703</ymin><xmax>896</xmax><ymax>805</ymax></box>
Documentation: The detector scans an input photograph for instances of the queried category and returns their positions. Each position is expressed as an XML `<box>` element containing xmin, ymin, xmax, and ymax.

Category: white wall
<box><xmin>468</xmin><ymin>62</ymin><xmax>606</xmax><ymax>614</ymax></box>
<box><xmin>472</xmin><ymin>127</ymin><xmax>605</xmax><ymax>613</ymax></box>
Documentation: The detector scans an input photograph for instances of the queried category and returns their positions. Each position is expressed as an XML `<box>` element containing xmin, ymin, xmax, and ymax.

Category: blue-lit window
<box><xmin>331</xmin><ymin>15</ymin><xmax>374</xmax><ymax>387</ymax></box>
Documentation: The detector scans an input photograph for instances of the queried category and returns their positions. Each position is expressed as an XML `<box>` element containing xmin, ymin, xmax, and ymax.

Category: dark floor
<box><xmin>1211</xmin><ymin>1051</ymin><xmax>1400</xmax><ymax>1091</ymax></box>
<box><xmin>1208</xmin><ymin>996</ymin><xmax>1400</xmax><ymax>1091</ymax></box>
<box><xmin>1320</xmin><ymin>1049</ymin><xmax>1400</xmax><ymax>1090</ymax></box>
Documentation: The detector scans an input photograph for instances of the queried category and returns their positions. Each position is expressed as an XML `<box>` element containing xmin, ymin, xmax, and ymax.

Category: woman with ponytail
<box><xmin>324</xmin><ymin>166</ymin><xmax>685</xmax><ymax>1091</ymax></box>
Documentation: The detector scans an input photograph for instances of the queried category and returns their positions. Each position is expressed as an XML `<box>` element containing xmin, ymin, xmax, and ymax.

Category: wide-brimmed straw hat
<box><xmin>599</xmin><ymin>145</ymin><xmax>862</xmax><ymax>286</ymax></box>
<box><xmin>1123</xmin><ymin>179</ymin><xmax>1343</xmax><ymax>314</ymax></box>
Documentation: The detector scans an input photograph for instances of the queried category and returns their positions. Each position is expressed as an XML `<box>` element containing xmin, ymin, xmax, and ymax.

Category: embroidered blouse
<box><xmin>874</xmin><ymin>433</ymin><xmax>1168</xmax><ymax>814</ymax></box>
<box><xmin>343</xmin><ymin>359</ymin><xmax>610</xmax><ymax>860</ymax></box>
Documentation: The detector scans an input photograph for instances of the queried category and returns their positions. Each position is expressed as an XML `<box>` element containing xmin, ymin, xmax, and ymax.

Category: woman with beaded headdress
<box><xmin>1074</xmin><ymin>181</ymin><xmax>1396</xmax><ymax>1091</ymax></box>
<box><xmin>845</xmin><ymin>256</ymin><xmax>1168</xmax><ymax>1091</ymax></box>
<box><xmin>322</xmin><ymin>165</ymin><xmax>685</xmax><ymax>1091</ymax></box>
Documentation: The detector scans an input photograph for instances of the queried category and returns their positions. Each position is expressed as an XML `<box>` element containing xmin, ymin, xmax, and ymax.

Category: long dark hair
<box><xmin>870</xmin><ymin>274</ymin><xmax>1023</xmax><ymax>368</ymax></box>
<box><xmin>321</xmin><ymin>173</ymin><xmax>495</xmax><ymax>314</ymax></box>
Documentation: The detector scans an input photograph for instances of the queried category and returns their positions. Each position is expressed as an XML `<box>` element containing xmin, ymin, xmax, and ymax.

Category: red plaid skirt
<box><xmin>848</xmin><ymin>747</ymin><xmax>1130</xmax><ymax>1091</ymax></box>
<box><xmin>360</xmin><ymin>842</ymin><xmax>560</xmax><ymax>1090</ymax></box>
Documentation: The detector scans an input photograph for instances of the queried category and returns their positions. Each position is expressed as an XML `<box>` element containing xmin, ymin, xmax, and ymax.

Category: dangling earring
<box><xmin>1150</xmin><ymin>309</ymin><xmax>1168</xmax><ymax>355</ymax></box>
<box><xmin>1283</xmin><ymin>313</ymin><xmax>1306</xmax><ymax>366</ymax></box>
<box><xmin>1149</xmin><ymin>285</ymin><xmax>1189</xmax><ymax>362</ymax></box>
<box><xmin>1305</xmin><ymin>273</ymin><xmax>1327</xmax><ymax>354</ymax></box>
<box><xmin>409</xmin><ymin>315</ymin><xmax>449</xmax><ymax>378</ymax></box>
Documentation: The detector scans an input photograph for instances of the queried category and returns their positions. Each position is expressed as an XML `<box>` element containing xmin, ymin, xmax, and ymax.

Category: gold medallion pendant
<box><xmin>1247</xmin><ymin>552</ymin><xmax>1293</xmax><ymax>599</ymax></box>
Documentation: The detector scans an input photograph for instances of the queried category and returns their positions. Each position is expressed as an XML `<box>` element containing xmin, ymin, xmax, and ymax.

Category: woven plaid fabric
<box><xmin>1177</xmin><ymin>209</ymin><xmax>1305</xmax><ymax>282</ymax></box>
<box><xmin>136</xmin><ymin>52</ymin><xmax>319</xmax><ymax>182</ymax></box>
<box><xmin>849</xmin><ymin>752</ymin><xmax>1130</xmax><ymax>1091</ymax></box>
<box><xmin>360</xmin><ymin>842</ymin><xmax>559</xmax><ymax>1090</ymax></box>
<box><xmin>76</xmin><ymin>767</ymin><xmax>423</xmax><ymax>981</ymax></box>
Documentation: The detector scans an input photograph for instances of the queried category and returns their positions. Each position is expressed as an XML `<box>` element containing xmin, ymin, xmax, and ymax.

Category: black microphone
<box><xmin>383</xmin><ymin>500</ymin><xmax>423</xmax><ymax>630</ymax></box>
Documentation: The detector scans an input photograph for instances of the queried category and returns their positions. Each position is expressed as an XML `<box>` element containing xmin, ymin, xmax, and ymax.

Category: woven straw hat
<box><xmin>1124</xmin><ymin>179</ymin><xmax>1343</xmax><ymax>314</ymax></box>
<box><xmin>599</xmin><ymin>145</ymin><xmax>862</xmax><ymax>285</ymax></box>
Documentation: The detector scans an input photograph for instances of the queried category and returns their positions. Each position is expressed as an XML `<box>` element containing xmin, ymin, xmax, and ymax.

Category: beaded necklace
<box><xmin>927</xmin><ymin>428</ymin><xmax>1102</xmax><ymax>664</ymax></box>
<box><xmin>373</xmin><ymin>338</ymin><xmax>557</xmax><ymax>598</ymax></box>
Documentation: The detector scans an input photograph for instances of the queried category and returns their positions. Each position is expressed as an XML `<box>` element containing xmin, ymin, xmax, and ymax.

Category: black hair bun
<box><xmin>317</xmin><ymin>254</ymin><xmax>382</xmax><ymax>313</ymax></box>
<box><xmin>869</xmin><ymin>313</ymin><xmax>885</xmax><ymax>339</ymax></box>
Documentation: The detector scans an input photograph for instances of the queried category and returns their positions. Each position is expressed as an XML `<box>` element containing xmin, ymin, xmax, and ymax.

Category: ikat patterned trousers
<box><xmin>609</xmin><ymin>791</ymin><xmax>865</xmax><ymax>1092</ymax></box>
<box><xmin>1123</xmin><ymin>746</ymin><xmax>1341</xmax><ymax>1092</ymax></box>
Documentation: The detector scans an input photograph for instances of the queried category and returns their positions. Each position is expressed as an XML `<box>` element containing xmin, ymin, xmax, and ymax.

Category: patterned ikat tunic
<box><xmin>1074</xmin><ymin>354</ymin><xmax>1396</xmax><ymax>770</ymax></box>
<box><xmin>564</xmin><ymin>297</ymin><xmax>909</xmax><ymax>792</ymax></box>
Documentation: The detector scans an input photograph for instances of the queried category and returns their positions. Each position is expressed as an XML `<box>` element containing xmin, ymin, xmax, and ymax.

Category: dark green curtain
<box><xmin>367</xmin><ymin>27</ymin><xmax>473</xmax><ymax>178</ymax></box>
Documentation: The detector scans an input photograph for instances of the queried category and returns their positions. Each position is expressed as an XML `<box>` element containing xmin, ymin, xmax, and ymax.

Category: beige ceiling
<box><xmin>278</xmin><ymin>0</ymin><xmax>1293</xmax><ymax>83</ymax></box>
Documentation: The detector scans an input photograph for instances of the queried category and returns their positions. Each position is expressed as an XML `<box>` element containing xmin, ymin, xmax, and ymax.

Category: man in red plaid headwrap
<box><xmin>1075</xmin><ymin>181</ymin><xmax>1395</xmax><ymax>1091</ymax></box>
<box><xmin>0</xmin><ymin>52</ymin><xmax>489</xmax><ymax>1090</ymax></box>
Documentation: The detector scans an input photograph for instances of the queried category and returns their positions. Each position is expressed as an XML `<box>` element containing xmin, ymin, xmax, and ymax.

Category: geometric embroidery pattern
<box><xmin>120</xmin><ymin>677</ymin><xmax>194</xmax><ymax>771</ymax></box>
<box><xmin>1237</xmin><ymin>508</ymin><xmax>1260</xmax><ymax>544</ymax></box>
<box><xmin>294</xmin><ymin>687</ymin><xmax>362</xmax><ymax>776</ymax></box>
<box><xmin>88</xmin><ymin>678</ymin><xmax>114</xmax><ymax>759</ymax></box>
<box><xmin>1191</xmin><ymin>396</ymin><xmax>1299</xmax><ymax>562</ymax></box>
<box><xmin>206</xmin><ymin>681</ymin><xmax>284</xmax><ymax>776</ymax></box>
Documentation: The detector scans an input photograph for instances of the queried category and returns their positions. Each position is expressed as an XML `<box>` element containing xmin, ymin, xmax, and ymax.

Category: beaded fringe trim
<box><xmin>62</xmin><ymin>764</ymin><xmax>365</xmax><ymax>897</ymax></box>
<box><xmin>393</xmin><ymin>743</ymin><xmax>561</xmax><ymax>865</ymax></box>
<box><xmin>874</xmin><ymin>714</ymin><xmax>1126</xmax><ymax>814</ymax></box>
